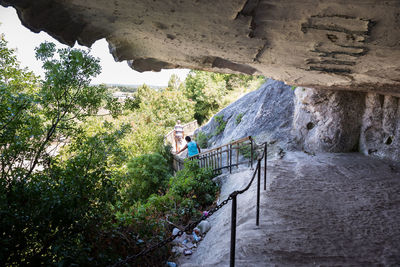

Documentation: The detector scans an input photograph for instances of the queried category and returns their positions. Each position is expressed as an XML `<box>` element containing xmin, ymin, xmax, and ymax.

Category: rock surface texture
<box><xmin>197</xmin><ymin>79</ymin><xmax>295</xmax><ymax>151</ymax></box>
<box><xmin>1</xmin><ymin>0</ymin><xmax>400</xmax><ymax>94</ymax></box>
<box><xmin>292</xmin><ymin>88</ymin><xmax>365</xmax><ymax>153</ymax></box>
<box><xmin>360</xmin><ymin>93</ymin><xmax>400</xmax><ymax>161</ymax></box>
<box><xmin>198</xmin><ymin>79</ymin><xmax>400</xmax><ymax>161</ymax></box>
<box><xmin>178</xmin><ymin>152</ymin><xmax>400</xmax><ymax>266</ymax></box>
<box><xmin>293</xmin><ymin>88</ymin><xmax>400</xmax><ymax>161</ymax></box>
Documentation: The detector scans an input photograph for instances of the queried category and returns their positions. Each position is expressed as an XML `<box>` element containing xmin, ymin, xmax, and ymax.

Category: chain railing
<box><xmin>111</xmin><ymin>138</ymin><xmax>268</xmax><ymax>267</ymax></box>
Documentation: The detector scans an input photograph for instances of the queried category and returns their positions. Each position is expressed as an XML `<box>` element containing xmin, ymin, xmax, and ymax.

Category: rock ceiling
<box><xmin>1</xmin><ymin>0</ymin><xmax>400</xmax><ymax>94</ymax></box>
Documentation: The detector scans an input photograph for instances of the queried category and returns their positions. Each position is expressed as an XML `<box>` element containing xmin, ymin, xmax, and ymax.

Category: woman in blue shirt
<box><xmin>178</xmin><ymin>136</ymin><xmax>201</xmax><ymax>157</ymax></box>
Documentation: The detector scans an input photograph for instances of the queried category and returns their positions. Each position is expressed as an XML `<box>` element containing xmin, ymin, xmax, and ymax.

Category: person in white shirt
<box><xmin>173</xmin><ymin>120</ymin><xmax>184</xmax><ymax>152</ymax></box>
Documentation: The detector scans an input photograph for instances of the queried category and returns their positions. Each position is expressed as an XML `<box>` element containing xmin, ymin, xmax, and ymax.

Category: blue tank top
<box><xmin>188</xmin><ymin>141</ymin><xmax>199</xmax><ymax>157</ymax></box>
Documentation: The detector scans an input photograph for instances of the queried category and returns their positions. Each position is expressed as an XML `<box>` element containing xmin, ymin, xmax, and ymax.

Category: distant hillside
<box><xmin>100</xmin><ymin>83</ymin><xmax>165</xmax><ymax>93</ymax></box>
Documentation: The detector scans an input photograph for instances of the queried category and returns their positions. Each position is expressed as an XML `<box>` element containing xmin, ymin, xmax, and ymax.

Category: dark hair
<box><xmin>185</xmin><ymin>136</ymin><xmax>191</xmax><ymax>142</ymax></box>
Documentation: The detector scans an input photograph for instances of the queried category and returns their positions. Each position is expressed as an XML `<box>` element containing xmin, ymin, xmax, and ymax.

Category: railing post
<box><xmin>215</xmin><ymin>150</ymin><xmax>218</xmax><ymax>171</ymax></box>
<box><xmin>264</xmin><ymin>143</ymin><xmax>267</xmax><ymax>191</ymax></box>
<box><xmin>256</xmin><ymin>160</ymin><xmax>261</xmax><ymax>226</ymax></box>
<box><xmin>230</xmin><ymin>194</ymin><xmax>237</xmax><ymax>267</ymax></box>
<box><xmin>213</xmin><ymin>151</ymin><xmax>216</xmax><ymax>170</ymax></box>
<box><xmin>220</xmin><ymin>149</ymin><xmax>222</xmax><ymax>171</ymax></box>
<box><xmin>220</xmin><ymin>148</ymin><xmax>223</xmax><ymax>171</ymax></box>
<box><xmin>236</xmin><ymin>144</ymin><xmax>239</xmax><ymax>168</ymax></box>
<box><xmin>250</xmin><ymin>138</ymin><xmax>254</xmax><ymax>170</ymax></box>
<box><xmin>229</xmin><ymin>144</ymin><xmax>232</xmax><ymax>174</ymax></box>
<box><xmin>212</xmin><ymin>151</ymin><xmax>217</xmax><ymax>169</ymax></box>
<box><xmin>213</xmin><ymin>151</ymin><xmax>215</xmax><ymax>171</ymax></box>
<box><xmin>219</xmin><ymin>148</ymin><xmax>222</xmax><ymax>171</ymax></box>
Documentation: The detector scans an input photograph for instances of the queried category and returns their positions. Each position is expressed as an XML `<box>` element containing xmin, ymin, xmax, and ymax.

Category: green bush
<box><xmin>0</xmin><ymin>127</ymin><xmax>126</xmax><ymax>265</ymax></box>
<box><xmin>214</xmin><ymin>115</ymin><xmax>227</xmax><ymax>136</ymax></box>
<box><xmin>238</xmin><ymin>139</ymin><xmax>262</xmax><ymax>160</ymax></box>
<box><xmin>128</xmin><ymin>160</ymin><xmax>218</xmax><ymax>227</ymax></box>
<box><xmin>154</xmin><ymin>135</ymin><xmax>174</xmax><ymax>167</ymax></box>
<box><xmin>236</xmin><ymin>113</ymin><xmax>244</xmax><ymax>125</ymax></box>
<box><xmin>169</xmin><ymin>160</ymin><xmax>218</xmax><ymax>208</ymax></box>
<box><xmin>239</xmin><ymin>142</ymin><xmax>253</xmax><ymax>159</ymax></box>
<box><xmin>124</xmin><ymin>153</ymin><xmax>172</xmax><ymax>202</ymax></box>
<box><xmin>196</xmin><ymin>131</ymin><xmax>209</xmax><ymax>148</ymax></box>
<box><xmin>113</xmin><ymin>159</ymin><xmax>218</xmax><ymax>264</ymax></box>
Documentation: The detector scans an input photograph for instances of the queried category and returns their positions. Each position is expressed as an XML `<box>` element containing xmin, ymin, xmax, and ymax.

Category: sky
<box><xmin>0</xmin><ymin>6</ymin><xmax>190</xmax><ymax>86</ymax></box>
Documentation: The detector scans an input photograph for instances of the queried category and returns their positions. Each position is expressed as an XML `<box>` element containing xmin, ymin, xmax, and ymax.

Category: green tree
<box><xmin>167</xmin><ymin>73</ymin><xmax>181</xmax><ymax>91</ymax></box>
<box><xmin>0</xmin><ymin>38</ymin><xmax>127</xmax><ymax>265</ymax></box>
<box><xmin>184</xmin><ymin>70</ymin><xmax>264</xmax><ymax>124</ymax></box>
<box><xmin>184</xmin><ymin>70</ymin><xmax>226</xmax><ymax>124</ymax></box>
<box><xmin>0</xmin><ymin>41</ymin><xmax>112</xmax><ymax>180</ymax></box>
<box><xmin>124</xmin><ymin>153</ymin><xmax>172</xmax><ymax>203</ymax></box>
<box><xmin>0</xmin><ymin>35</ymin><xmax>40</xmax><ymax>180</ymax></box>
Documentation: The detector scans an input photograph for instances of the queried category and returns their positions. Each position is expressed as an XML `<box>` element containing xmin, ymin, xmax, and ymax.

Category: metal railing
<box><xmin>228</xmin><ymin>142</ymin><xmax>267</xmax><ymax>267</ymax></box>
<box><xmin>173</xmin><ymin>136</ymin><xmax>256</xmax><ymax>173</ymax></box>
<box><xmin>111</xmin><ymin>137</ymin><xmax>268</xmax><ymax>267</ymax></box>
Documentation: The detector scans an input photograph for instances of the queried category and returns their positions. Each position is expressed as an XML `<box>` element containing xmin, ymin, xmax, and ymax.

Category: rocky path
<box><xmin>178</xmin><ymin>152</ymin><xmax>400</xmax><ymax>266</ymax></box>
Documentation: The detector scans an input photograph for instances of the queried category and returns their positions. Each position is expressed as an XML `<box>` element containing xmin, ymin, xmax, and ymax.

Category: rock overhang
<box><xmin>1</xmin><ymin>0</ymin><xmax>399</xmax><ymax>94</ymax></box>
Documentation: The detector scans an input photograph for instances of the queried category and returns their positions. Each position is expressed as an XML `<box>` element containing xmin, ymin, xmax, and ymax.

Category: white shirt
<box><xmin>174</xmin><ymin>124</ymin><xmax>183</xmax><ymax>137</ymax></box>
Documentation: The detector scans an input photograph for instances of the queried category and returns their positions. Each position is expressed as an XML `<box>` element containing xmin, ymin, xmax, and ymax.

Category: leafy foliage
<box><xmin>124</xmin><ymin>160</ymin><xmax>217</xmax><ymax>235</ymax></box>
<box><xmin>111</xmin><ymin>83</ymin><xmax>195</xmax><ymax>158</ymax></box>
<box><xmin>184</xmin><ymin>71</ymin><xmax>226</xmax><ymax>124</ymax></box>
<box><xmin>169</xmin><ymin>160</ymin><xmax>217</xmax><ymax>208</ymax></box>
<box><xmin>236</xmin><ymin>113</ymin><xmax>244</xmax><ymax>125</ymax></box>
<box><xmin>238</xmin><ymin>142</ymin><xmax>253</xmax><ymax>159</ymax></box>
<box><xmin>214</xmin><ymin>115</ymin><xmax>227</xmax><ymax>136</ymax></box>
<box><xmin>111</xmin><ymin>159</ymin><xmax>218</xmax><ymax>267</ymax></box>
<box><xmin>0</xmin><ymin>39</ymin><xmax>130</xmax><ymax>265</ymax></box>
<box><xmin>167</xmin><ymin>73</ymin><xmax>184</xmax><ymax>91</ymax></box>
<box><xmin>196</xmin><ymin>131</ymin><xmax>209</xmax><ymax>148</ymax></box>
<box><xmin>0</xmin><ymin>33</ymin><xmax>263</xmax><ymax>266</ymax></box>
<box><xmin>184</xmin><ymin>70</ymin><xmax>264</xmax><ymax>124</ymax></box>
<box><xmin>0</xmin><ymin>40</ymin><xmax>114</xmax><ymax>182</ymax></box>
<box><xmin>124</xmin><ymin>153</ymin><xmax>172</xmax><ymax>202</ymax></box>
<box><xmin>1</xmin><ymin>128</ymin><xmax>125</xmax><ymax>265</ymax></box>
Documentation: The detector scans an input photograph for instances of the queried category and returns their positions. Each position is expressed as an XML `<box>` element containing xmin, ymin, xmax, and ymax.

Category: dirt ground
<box><xmin>178</xmin><ymin>152</ymin><xmax>400</xmax><ymax>266</ymax></box>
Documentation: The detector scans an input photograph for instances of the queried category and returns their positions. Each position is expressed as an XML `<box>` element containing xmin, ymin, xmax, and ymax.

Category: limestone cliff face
<box><xmin>292</xmin><ymin>88</ymin><xmax>365</xmax><ymax>153</ymax></box>
<box><xmin>360</xmin><ymin>94</ymin><xmax>400</xmax><ymax>160</ymax></box>
<box><xmin>196</xmin><ymin>79</ymin><xmax>295</xmax><ymax>153</ymax></box>
<box><xmin>198</xmin><ymin>80</ymin><xmax>400</xmax><ymax>161</ymax></box>
<box><xmin>294</xmin><ymin>88</ymin><xmax>400</xmax><ymax>161</ymax></box>
<box><xmin>1</xmin><ymin>0</ymin><xmax>400</xmax><ymax>94</ymax></box>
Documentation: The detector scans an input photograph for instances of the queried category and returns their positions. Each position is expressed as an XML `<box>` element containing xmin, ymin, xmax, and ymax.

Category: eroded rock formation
<box><xmin>292</xmin><ymin>88</ymin><xmax>364</xmax><ymax>153</ymax></box>
<box><xmin>198</xmin><ymin>79</ymin><xmax>400</xmax><ymax>161</ymax></box>
<box><xmin>360</xmin><ymin>93</ymin><xmax>400</xmax><ymax>159</ymax></box>
<box><xmin>293</xmin><ymin>88</ymin><xmax>400</xmax><ymax>161</ymax></box>
<box><xmin>1</xmin><ymin>0</ymin><xmax>400</xmax><ymax>94</ymax></box>
<box><xmin>197</xmin><ymin>79</ymin><xmax>295</xmax><ymax>151</ymax></box>
<box><xmin>2</xmin><ymin>0</ymin><xmax>399</xmax><ymax>158</ymax></box>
